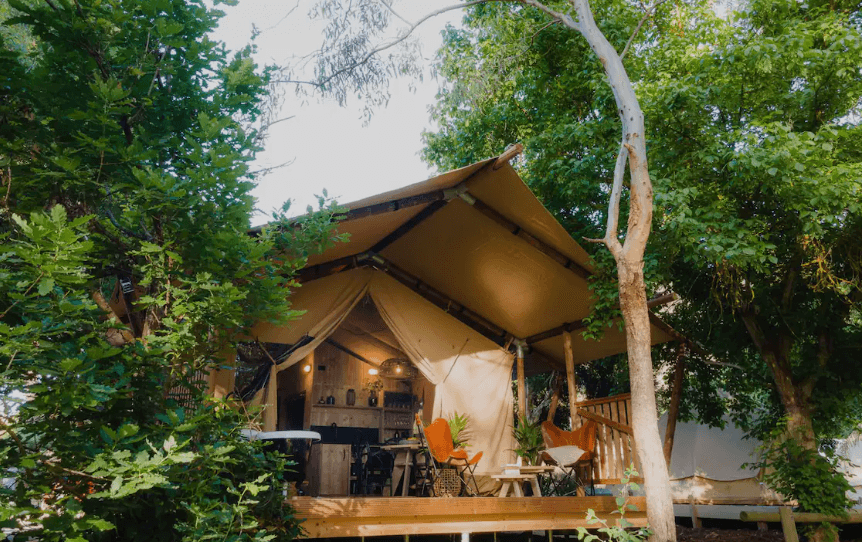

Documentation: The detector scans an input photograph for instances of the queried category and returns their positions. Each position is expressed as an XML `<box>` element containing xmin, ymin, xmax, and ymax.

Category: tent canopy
<box><xmin>268</xmin><ymin>155</ymin><xmax>672</xmax><ymax>369</ymax></box>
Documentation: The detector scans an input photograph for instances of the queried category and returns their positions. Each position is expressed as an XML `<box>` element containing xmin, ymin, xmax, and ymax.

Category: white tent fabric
<box><xmin>369</xmin><ymin>272</ymin><xmax>516</xmax><ymax>481</ymax></box>
<box><xmin>658</xmin><ymin>414</ymin><xmax>760</xmax><ymax>481</ymax></box>
<box><xmin>251</xmin><ymin>268</ymin><xmax>517</xmax><ymax>482</ymax></box>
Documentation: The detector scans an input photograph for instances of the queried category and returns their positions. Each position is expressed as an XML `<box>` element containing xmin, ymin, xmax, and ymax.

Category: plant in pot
<box><xmin>513</xmin><ymin>415</ymin><xmax>545</xmax><ymax>466</ymax></box>
<box><xmin>447</xmin><ymin>412</ymin><xmax>472</xmax><ymax>449</ymax></box>
<box><xmin>364</xmin><ymin>378</ymin><xmax>384</xmax><ymax>406</ymax></box>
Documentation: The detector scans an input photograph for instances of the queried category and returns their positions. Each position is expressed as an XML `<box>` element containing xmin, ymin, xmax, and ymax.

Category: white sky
<box><xmin>213</xmin><ymin>1</ymin><xmax>463</xmax><ymax>225</ymax></box>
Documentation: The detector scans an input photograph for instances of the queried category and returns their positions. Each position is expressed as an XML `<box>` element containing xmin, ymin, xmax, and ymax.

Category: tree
<box><xmin>422</xmin><ymin>0</ymin><xmax>862</xmax><ymax>535</ymax></box>
<box><xmin>0</xmin><ymin>0</ymin><xmax>343</xmax><ymax>539</ymax></box>
<box><xmin>301</xmin><ymin>0</ymin><xmax>676</xmax><ymax>539</ymax></box>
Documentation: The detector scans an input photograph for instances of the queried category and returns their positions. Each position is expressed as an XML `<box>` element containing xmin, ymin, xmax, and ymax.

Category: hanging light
<box><xmin>379</xmin><ymin>358</ymin><xmax>417</xmax><ymax>380</ymax></box>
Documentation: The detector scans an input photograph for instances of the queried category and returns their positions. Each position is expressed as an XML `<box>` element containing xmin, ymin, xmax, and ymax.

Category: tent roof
<box><xmin>287</xmin><ymin>153</ymin><xmax>674</xmax><ymax>368</ymax></box>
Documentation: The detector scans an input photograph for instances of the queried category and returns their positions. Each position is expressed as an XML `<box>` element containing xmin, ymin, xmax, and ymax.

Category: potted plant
<box><xmin>447</xmin><ymin>412</ymin><xmax>471</xmax><ymax>449</ymax></box>
<box><xmin>364</xmin><ymin>378</ymin><xmax>384</xmax><ymax>406</ymax></box>
<box><xmin>512</xmin><ymin>415</ymin><xmax>544</xmax><ymax>466</ymax></box>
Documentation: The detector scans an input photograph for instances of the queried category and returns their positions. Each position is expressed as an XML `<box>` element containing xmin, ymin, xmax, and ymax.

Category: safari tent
<box><xmin>209</xmin><ymin>149</ymin><xmax>674</xmax><ymax>487</ymax></box>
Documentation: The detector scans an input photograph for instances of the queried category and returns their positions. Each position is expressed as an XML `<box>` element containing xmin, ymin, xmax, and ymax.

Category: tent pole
<box><xmin>563</xmin><ymin>332</ymin><xmax>578</xmax><ymax>429</ymax></box>
<box><xmin>516</xmin><ymin>343</ymin><xmax>527</xmax><ymax>420</ymax></box>
<box><xmin>547</xmin><ymin>374</ymin><xmax>563</xmax><ymax>422</ymax></box>
<box><xmin>663</xmin><ymin>343</ymin><xmax>687</xmax><ymax>468</ymax></box>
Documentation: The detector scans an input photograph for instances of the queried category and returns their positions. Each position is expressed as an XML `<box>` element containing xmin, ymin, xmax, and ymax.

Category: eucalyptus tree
<box><xmin>0</xmin><ymin>0</ymin><xmax>343</xmax><ymax>539</ymax></box>
<box><xmin>300</xmin><ymin>0</ymin><xmax>677</xmax><ymax>538</ymax></box>
<box><xmin>422</xmin><ymin>0</ymin><xmax>862</xmax><ymax>535</ymax></box>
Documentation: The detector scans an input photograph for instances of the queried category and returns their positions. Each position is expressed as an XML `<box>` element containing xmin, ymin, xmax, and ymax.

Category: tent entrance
<box><xmin>275</xmin><ymin>295</ymin><xmax>433</xmax><ymax>443</ymax></box>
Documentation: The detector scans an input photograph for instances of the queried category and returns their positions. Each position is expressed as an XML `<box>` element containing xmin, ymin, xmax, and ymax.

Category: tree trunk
<box><xmin>564</xmin><ymin>0</ymin><xmax>676</xmax><ymax>538</ymax></box>
<box><xmin>618</xmin><ymin>259</ymin><xmax>677</xmax><ymax>542</ymax></box>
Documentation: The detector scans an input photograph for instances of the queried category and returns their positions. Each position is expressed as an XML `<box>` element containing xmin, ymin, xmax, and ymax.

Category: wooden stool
<box><xmin>491</xmin><ymin>473</ymin><xmax>540</xmax><ymax>497</ymax></box>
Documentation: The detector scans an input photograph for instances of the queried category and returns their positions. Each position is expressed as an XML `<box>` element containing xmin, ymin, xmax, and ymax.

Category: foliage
<box><xmin>0</xmin><ymin>0</ymin><xmax>346</xmax><ymax>540</ymax></box>
<box><xmin>423</xmin><ymin>0</ymin><xmax>862</xmax><ymax>443</ymax></box>
<box><xmin>446</xmin><ymin>412</ymin><xmax>471</xmax><ymax>449</ymax></box>
<box><xmin>576</xmin><ymin>466</ymin><xmax>651</xmax><ymax>542</ymax></box>
<box><xmin>423</xmin><ymin>3</ymin><xmax>862</xmax><ymax>530</ymax></box>
<box><xmin>512</xmin><ymin>415</ymin><xmax>545</xmax><ymax>466</ymax></box>
<box><xmin>747</xmin><ymin>426</ymin><xmax>853</xmax><ymax>517</ymax></box>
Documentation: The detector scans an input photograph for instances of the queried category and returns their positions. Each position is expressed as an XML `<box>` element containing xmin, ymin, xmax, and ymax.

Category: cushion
<box><xmin>543</xmin><ymin>445</ymin><xmax>586</xmax><ymax>467</ymax></box>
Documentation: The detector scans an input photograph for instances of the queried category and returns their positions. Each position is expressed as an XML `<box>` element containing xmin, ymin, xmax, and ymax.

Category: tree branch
<box><xmin>518</xmin><ymin>0</ymin><xmax>580</xmax><ymax>31</ymax></box>
<box><xmin>314</xmin><ymin>1</ymin><xmax>499</xmax><ymax>89</ymax></box>
<box><xmin>605</xmin><ymin>141</ymin><xmax>628</xmax><ymax>243</ymax></box>
<box><xmin>378</xmin><ymin>0</ymin><xmax>413</xmax><ymax>26</ymax></box>
<box><xmin>620</xmin><ymin>0</ymin><xmax>672</xmax><ymax>61</ymax></box>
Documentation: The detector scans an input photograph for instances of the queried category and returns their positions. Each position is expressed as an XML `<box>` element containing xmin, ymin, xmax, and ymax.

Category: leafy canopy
<box><xmin>423</xmin><ymin>0</ymin><xmax>862</xmax><ymax>512</ymax></box>
<box><xmin>0</xmin><ymin>0</ymin><xmax>344</xmax><ymax>540</ymax></box>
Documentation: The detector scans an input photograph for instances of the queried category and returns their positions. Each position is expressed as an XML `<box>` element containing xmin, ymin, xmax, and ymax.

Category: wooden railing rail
<box><xmin>575</xmin><ymin>393</ymin><xmax>640</xmax><ymax>483</ymax></box>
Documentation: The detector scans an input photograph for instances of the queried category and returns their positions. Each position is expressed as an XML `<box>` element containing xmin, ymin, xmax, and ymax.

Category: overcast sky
<box><xmin>213</xmin><ymin>1</ymin><xmax>463</xmax><ymax>225</ymax></box>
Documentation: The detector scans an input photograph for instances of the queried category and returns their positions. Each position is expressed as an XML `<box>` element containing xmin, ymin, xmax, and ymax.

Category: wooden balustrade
<box><xmin>574</xmin><ymin>393</ymin><xmax>642</xmax><ymax>484</ymax></box>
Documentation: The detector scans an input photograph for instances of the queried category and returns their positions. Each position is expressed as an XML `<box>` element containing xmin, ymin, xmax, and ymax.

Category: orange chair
<box><xmin>422</xmin><ymin>417</ymin><xmax>483</xmax><ymax>496</ymax></box>
<box><xmin>540</xmin><ymin>420</ymin><xmax>597</xmax><ymax>495</ymax></box>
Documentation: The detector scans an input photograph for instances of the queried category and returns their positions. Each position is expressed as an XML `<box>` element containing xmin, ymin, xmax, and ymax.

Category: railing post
<box><xmin>779</xmin><ymin>507</ymin><xmax>800</xmax><ymax>542</ymax></box>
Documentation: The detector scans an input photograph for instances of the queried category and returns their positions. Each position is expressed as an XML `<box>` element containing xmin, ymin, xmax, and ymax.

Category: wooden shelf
<box><xmin>313</xmin><ymin>404</ymin><xmax>381</xmax><ymax>411</ymax></box>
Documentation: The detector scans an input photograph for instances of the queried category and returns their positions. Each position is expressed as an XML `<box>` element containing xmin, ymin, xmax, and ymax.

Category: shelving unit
<box><xmin>309</xmin><ymin>404</ymin><xmax>413</xmax><ymax>441</ymax></box>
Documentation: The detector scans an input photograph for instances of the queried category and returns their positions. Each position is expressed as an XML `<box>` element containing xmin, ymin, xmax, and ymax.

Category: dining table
<box><xmin>379</xmin><ymin>442</ymin><xmax>422</xmax><ymax>496</ymax></box>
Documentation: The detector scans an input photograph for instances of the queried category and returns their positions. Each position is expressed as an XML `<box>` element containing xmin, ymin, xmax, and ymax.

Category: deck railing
<box><xmin>574</xmin><ymin>393</ymin><xmax>642</xmax><ymax>484</ymax></box>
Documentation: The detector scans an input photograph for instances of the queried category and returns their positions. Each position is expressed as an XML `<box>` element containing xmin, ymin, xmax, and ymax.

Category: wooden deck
<box><xmin>291</xmin><ymin>496</ymin><xmax>648</xmax><ymax>538</ymax></box>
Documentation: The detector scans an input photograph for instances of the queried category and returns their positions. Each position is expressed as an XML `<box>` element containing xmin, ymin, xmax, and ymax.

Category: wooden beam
<box><xmin>295</xmin><ymin>251</ymin><xmax>516</xmax><ymax>348</ymax></box>
<box><xmin>689</xmin><ymin>496</ymin><xmax>702</xmax><ymax>529</ymax></box>
<box><xmin>526</xmin><ymin>292</ymin><xmax>677</xmax><ymax>345</ymax></box>
<box><xmin>370</xmin><ymin>199</ymin><xmax>448</xmax><ymax>254</ymax></box>
<box><xmin>741</xmin><ymin>510</ymin><xmax>862</xmax><ymax>524</ymax></box>
<box><xmin>547</xmin><ymin>374</ymin><xmax>563</xmax><ymax>422</ymax></box>
<box><xmin>292</xmin><ymin>496</ymin><xmax>647</xmax><ymax>538</ymax></box>
<box><xmin>469</xmin><ymin>197</ymin><xmax>592</xmax><ymax>281</ymax></box>
<box><xmin>676</xmin><ymin>497</ymin><xmax>790</xmax><ymax>506</ymax></box>
<box><xmin>296</xmin><ymin>254</ymin><xmax>362</xmax><ymax>283</ymax></box>
<box><xmin>517</xmin><ymin>347</ymin><xmax>527</xmax><ymax>419</ymax></box>
<box><xmin>368</xmin><ymin>254</ymin><xmax>514</xmax><ymax>345</ymax></box>
<box><xmin>563</xmin><ymin>332</ymin><xmax>578</xmax><ymax>429</ymax></box>
<box><xmin>779</xmin><ymin>507</ymin><xmax>800</xmax><ymax>542</ymax></box>
<box><xmin>324</xmin><ymin>337</ymin><xmax>378</xmax><ymax>367</ymax></box>
<box><xmin>576</xmin><ymin>408</ymin><xmax>633</xmax><ymax>435</ymax></box>
<box><xmin>573</xmin><ymin>393</ymin><xmax>631</xmax><ymax>408</ymax></box>
<box><xmin>339</xmin><ymin>321</ymin><xmax>404</xmax><ymax>359</ymax></box>
<box><xmin>492</xmin><ymin>143</ymin><xmax>524</xmax><ymax>170</ymax></box>
<box><xmin>663</xmin><ymin>343</ymin><xmax>687</xmax><ymax>468</ymax></box>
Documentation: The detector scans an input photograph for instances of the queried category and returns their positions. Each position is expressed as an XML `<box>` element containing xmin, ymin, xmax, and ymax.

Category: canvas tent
<box><xmin>213</xmin><ymin>153</ymin><xmax>675</xmax><ymax>486</ymax></box>
<box><xmin>659</xmin><ymin>414</ymin><xmax>778</xmax><ymax>505</ymax></box>
<box><xmin>658</xmin><ymin>415</ymin><xmax>862</xmax><ymax>519</ymax></box>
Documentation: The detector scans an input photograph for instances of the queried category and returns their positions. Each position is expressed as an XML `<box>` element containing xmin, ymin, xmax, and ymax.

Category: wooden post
<box><xmin>663</xmin><ymin>343</ymin><xmax>687</xmax><ymax>468</ymax></box>
<box><xmin>517</xmin><ymin>344</ymin><xmax>527</xmax><ymax>420</ymax></box>
<box><xmin>563</xmin><ymin>332</ymin><xmax>578</xmax><ymax>429</ymax></box>
<box><xmin>547</xmin><ymin>374</ymin><xmax>563</xmax><ymax>422</ymax></box>
<box><xmin>689</xmin><ymin>496</ymin><xmax>701</xmax><ymax>529</ymax></box>
<box><xmin>263</xmin><ymin>363</ymin><xmax>278</xmax><ymax>431</ymax></box>
<box><xmin>779</xmin><ymin>507</ymin><xmax>800</xmax><ymax>542</ymax></box>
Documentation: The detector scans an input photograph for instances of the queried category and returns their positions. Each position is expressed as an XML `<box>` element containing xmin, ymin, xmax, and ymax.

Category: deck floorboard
<box><xmin>291</xmin><ymin>496</ymin><xmax>647</xmax><ymax>538</ymax></box>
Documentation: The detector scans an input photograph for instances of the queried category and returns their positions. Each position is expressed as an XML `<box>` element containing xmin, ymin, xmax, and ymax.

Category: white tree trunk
<box><xmin>566</xmin><ymin>1</ymin><xmax>677</xmax><ymax>540</ymax></box>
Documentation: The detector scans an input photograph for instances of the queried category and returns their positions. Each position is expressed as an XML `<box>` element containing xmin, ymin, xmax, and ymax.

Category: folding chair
<box><xmin>423</xmin><ymin>417</ymin><xmax>483</xmax><ymax>496</ymax></box>
<box><xmin>540</xmin><ymin>420</ymin><xmax>597</xmax><ymax>496</ymax></box>
<box><xmin>412</xmin><ymin>413</ymin><xmax>436</xmax><ymax>496</ymax></box>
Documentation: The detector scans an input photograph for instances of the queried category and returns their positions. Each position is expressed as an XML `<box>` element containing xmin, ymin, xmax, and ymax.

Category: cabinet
<box><xmin>307</xmin><ymin>443</ymin><xmax>351</xmax><ymax>496</ymax></box>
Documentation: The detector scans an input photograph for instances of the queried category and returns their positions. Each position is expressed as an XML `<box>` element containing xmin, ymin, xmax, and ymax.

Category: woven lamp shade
<box><xmin>378</xmin><ymin>358</ymin><xmax>417</xmax><ymax>380</ymax></box>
